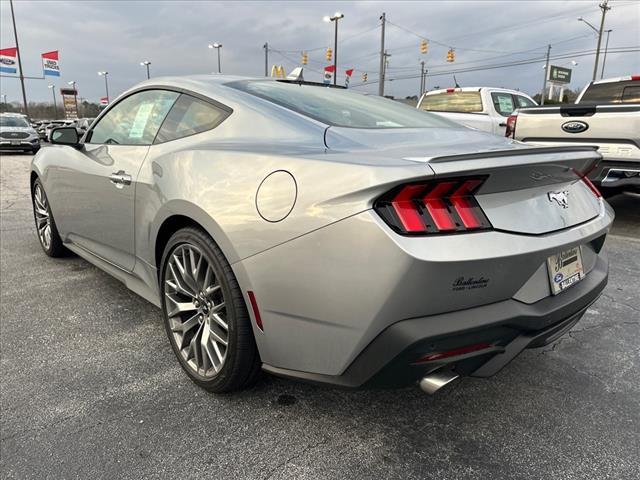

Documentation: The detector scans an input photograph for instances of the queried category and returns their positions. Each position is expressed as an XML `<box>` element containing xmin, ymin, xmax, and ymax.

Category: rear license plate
<box><xmin>547</xmin><ymin>246</ymin><xmax>585</xmax><ymax>295</ymax></box>
<box><xmin>11</xmin><ymin>141</ymin><xmax>21</xmax><ymax>146</ymax></box>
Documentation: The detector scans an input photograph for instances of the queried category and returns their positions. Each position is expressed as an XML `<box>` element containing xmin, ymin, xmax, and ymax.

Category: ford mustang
<box><xmin>30</xmin><ymin>75</ymin><xmax>613</xmax><ymax>394</ymax></box>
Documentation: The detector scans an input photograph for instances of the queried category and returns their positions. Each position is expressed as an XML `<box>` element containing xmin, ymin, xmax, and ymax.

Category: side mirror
<box><xmin>50</xmin><ymin>127</ymin><xmax>80</xmax><ymax>147</ymax></box>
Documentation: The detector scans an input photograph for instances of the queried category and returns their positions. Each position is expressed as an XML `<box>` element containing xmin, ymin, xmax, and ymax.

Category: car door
<box><xmin>58</xmin><ymin>89</ymin><xmax>179</xmax><ymax>271</ymax></box>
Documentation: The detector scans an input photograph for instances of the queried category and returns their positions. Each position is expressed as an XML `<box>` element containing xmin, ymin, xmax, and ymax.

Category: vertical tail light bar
<box><xmin>375</xmin><ymin>177</ymin><xmax>492</xmax><ymax>235</ymax></box>
<box><xmin>505</xmin><ymin>114</ymin><xmax>517</xmax><ymax>138</ymax></box>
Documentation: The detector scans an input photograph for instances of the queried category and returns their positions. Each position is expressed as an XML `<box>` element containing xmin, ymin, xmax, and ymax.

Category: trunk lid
<box><xmin>325</xmin><ymin>127</ymin><xmax>603</xmax><ymax>235</ymax></box>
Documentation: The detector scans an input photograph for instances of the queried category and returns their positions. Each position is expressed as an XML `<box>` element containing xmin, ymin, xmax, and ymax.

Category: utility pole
<box><xmin>419</xmin><ymin>61</ymin><xmax>425</xmax><ymax>98</ymax></box>
<box><xmin>263</xmin><ymin>43</ymin><xmax>269</xmax><ymax>77</ymax></box>
<box><xmin>9</xmin><ymin>0</ymin><xmax>28</xmax><ymax>116</ymax></box>
<box><xmin>378</xmin><ymin>12</ymin><xmax>386</xmax><ymax>96</ymax></box>
<box><xmin>47</xmin><ymin>85</ymin><xmax>57</xmax><ymax>118</ymax></box>
<box><xmin>600</xmin><ymin>29</ymin><xmax>612</xmax><ymax>79</ymax></box>
<box><xmin>541</xmin><ymin>44</ymin><xmax>551</xmax><ymax>106</ymax></box>
<box><xmin>592</xmin><ymin>0</ymin><xmax>611</xmax><ymax>81</ymax></box>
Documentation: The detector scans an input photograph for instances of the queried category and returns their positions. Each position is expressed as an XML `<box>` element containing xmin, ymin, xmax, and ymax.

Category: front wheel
<box><xmin>160</xmin><ymin>227</ymin><xmax>261</xmax><ymax>393</ymax></box>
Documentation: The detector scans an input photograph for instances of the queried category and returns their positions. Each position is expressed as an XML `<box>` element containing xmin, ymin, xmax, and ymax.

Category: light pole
<box><xmin>9</xmin><ymin>0</ymin><xmax>28</xmax><ymax>116</ymax></box>
<box><xmin>323</xmin><ymin>12</ymin><xmax>344</xmax><ymax>86</ymax></box>
<box><xmin>140</xmin><ymin>61</ymin><xmax>151</xmax><ymax>79</ymax></box>
<box><xmin>600</xmin><ymin>29</ymin><xmax>612</xmax><ymax>79</ymax></box>
<box><xmin>47</xmin><ymin>85</ymin><xmax>58</xmax><ymax>118</ymax></box>
<box><xmin>577</xmin><ymin>0</ymin><xmax>611</xmax><ymax>81</ymax></box>
<box><xmin>208</xmin><ymin>43</ymin><xmax>222</xmax><ymax>74</ymax></box>
<box><xmin>67</xmin><ymin>80</ymin><xmax>79</xmax><ymax>118</ymax></box>
<box><xmin>1</xmin><ymin>94</ymin><xmax>6</xmax><ymax>104</ymax></box>
<box><xmin>98</xmin><ymin>71</ymin><xmax>110</xmax><ymax>104</ymax></box>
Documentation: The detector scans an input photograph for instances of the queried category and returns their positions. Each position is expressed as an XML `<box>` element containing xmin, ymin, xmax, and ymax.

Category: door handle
<box><xmin>109</xmin><ymin>170</ymin><xmax>132</xmax><ymax>188</ymax></box>
<box><xmin>499</xmin><ymin>122</ymin><xmax>507</xmax><ymax>127</ymax></box>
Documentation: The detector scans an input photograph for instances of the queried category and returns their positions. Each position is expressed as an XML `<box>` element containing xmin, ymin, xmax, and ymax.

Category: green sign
<box><xmin>549</xmin><ymin>65</ymin><xmax>572</xmax><ymax>84</ymax></box>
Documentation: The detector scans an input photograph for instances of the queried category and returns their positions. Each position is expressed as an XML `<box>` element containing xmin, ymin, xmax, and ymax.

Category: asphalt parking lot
<box><xmin>1</xmin><ymin>151</ymin><xmax>638</xmax><ymax>480</ymax></box>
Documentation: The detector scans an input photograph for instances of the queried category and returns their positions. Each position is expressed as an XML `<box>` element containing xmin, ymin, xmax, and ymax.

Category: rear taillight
<box><xmin>375</xmin><ymin>177</ymin><xmax>492</xmax><ymax>235</ymax></box>
<box><xmin>631</xmin><ymin>75</ymin><xmax>640</xmax><ymax>81</ymax></box>
<box><xmin>505</xmin><ymin>114</ymin><xmax>517</xmax><ymax>138</ymax></box>
<box><xmin>581</xmin><ymin>175</ymin><xmax>602</xmax><ymax>198</ymax></box>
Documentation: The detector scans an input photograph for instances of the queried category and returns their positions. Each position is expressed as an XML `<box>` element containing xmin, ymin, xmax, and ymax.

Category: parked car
<box><xmin>31</xmin><ymin>76</ymin><xmax>612</xmax><ymax>394</ymax></box>
<box><xmin>0</xmin><ymin>113</ymin><xmax>40</xmax><ymax>154</ymax></box>
<box><xmin>417</xmin><ymin>87</ymin><xmax>537</xmax><ymax>136</ymax></box>
<box><xmin>508</xmin><ymin>75</ymin><xmax>640</xmax><ymax>195</ymax></box>
<box><xmin>42</xmin><ymin>121</ymin><xmax>67</xmax><ymax>141</ymax></box>
<box><xmin>75</xmin><ymin>117</ymin><xmax>95</xmax><ymax>136</ymax></box>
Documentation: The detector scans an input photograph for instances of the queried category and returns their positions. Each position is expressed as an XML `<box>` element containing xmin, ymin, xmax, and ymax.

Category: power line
<box><xmin>349</xmin><ymin>47</ymin><xmax>640</xmax><ymax>87</ymax></box>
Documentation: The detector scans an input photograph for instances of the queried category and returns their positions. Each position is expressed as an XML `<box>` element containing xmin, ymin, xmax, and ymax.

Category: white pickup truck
<box><xmin>417</xmin><ymin>87</ymin><xmax>537</xmax><ymax>136</ymax></box>
<box><xmin>509</xmin><ymin>75</ymin><xmax>640</xmax><ymax>195</ymax></box>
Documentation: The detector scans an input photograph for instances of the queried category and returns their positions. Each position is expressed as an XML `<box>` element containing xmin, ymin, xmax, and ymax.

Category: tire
<box><xmin>160</xmin><ymin>227</ymin><xmax>261</xmax><ymax>393</ymax></box>
<box><xmin>31</xmin><ymin>147</ymin><xmax>40</xmax><ymax>155</ymax></box>
<box><xmin>31</xmin><ymin>178</ymin><xmax>67</xmax><ymax>257</ymax></box>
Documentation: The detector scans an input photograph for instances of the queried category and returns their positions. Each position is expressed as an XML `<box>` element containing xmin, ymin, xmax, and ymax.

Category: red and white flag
<box><xmin>42</xmin><ymin>50</ymin><xmax>60</xmax><ymax>77</ymax></box>
<box><xmin>0</xmin><ymin>47</ymin><xmax>17</xmax><ymax>74</ymax></box>
<box><xmin>344</xmin><ymin>68</ymin><xmax>354</xmax><ymax>87</ymax></box>
<box><xmin>323</xmin><ymin>65</ymin><xmax>335</xmax><ymax>84</ymax></box>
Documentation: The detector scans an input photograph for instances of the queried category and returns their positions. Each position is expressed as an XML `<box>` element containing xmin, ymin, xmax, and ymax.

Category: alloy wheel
<box><xmin>33</xmin><ymin>184</ymin><xmax>52</xmax><ymax>251</ymax></box>
<box><xmin>164</xmin><ymin>243</ymin><xmax>229</xmax><ymax>378</ymax></box>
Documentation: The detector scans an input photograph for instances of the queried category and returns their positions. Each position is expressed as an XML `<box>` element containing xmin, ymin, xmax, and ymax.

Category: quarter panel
<box><xmin>238</xmin><ymin>204</ymin><xmax>613</xmax><ymax>376</ymax></box>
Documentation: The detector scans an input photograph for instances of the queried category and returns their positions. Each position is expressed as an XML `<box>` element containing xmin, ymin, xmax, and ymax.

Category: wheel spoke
<box><xmin>164</xmin><ymin>243</ymin><xmax>229</xmax><ymax>378</ymax></box>
<box><xmin>210</xmin><ymin>313</ymin><xmax>228</xmax><ymax>330</ymax></box>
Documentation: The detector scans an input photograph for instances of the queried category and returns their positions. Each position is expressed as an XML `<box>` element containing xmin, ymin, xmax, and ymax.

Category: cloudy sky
<box><xmin>1</xmin><ymin>0</ymin><xmax>639</xmax><ymax>105</ymax></box>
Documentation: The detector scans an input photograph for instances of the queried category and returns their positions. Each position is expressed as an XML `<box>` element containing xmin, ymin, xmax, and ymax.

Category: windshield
<box><xmin>0</xmin><ymin>116</ymin><xmax>29</xmax><ymax>128</ymax></box>
<box><xmin>580</xmin><ymin>80</ymin><xmax>640</xmax><ymax>104</ymax></box>
<box><xmin>228</xmin><ymin>80</ymin><xmax>457</xmax><ymax>129</ymax></box>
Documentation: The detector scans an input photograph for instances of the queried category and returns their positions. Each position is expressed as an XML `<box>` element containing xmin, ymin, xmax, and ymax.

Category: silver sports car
<box><xmin>31</xmin><ymin>75</ymin><xmax>613</xmax><ymax>394</ymax></box>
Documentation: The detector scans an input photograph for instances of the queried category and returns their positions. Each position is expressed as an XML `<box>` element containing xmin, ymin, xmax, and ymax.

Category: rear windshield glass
<box><xmin>0</xmin><ymin>116</ymin><xmax>29</xmax><ymax>127</ymax></box>
<box><xmin>580</xmin><ymin>80</ymin><xmax>640</xmax><ymax>104</ymax></box>
<box><xmin>419</xmin><ymin>91</ymin><xmax>483</xmax><ymax>113</ymax></box>
<box><xmin>227</xmin><ymin>80</ymin><xmax>457</xmax><ymax>129</ymax></box>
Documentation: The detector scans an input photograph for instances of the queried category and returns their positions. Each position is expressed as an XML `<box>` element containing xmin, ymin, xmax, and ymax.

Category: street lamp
<box><xmin>67</xmin><ymin>80</ymin><xmax>79</xmax><ymax>117</ymax></box>
<box><xmin>98</xmin><ymin>71</ymin><xmax>110</xmax><ymax>104</ymax></box>
<box><xmin>208</xmin><ymin>43</ymin><xmax>223</xmax><ymax>74</ymax></box>
<box><xmin>577</xmin><ymin>0</ymin><xmax>611</xmax><ymax>81</ymax></box>
<box><xmin>47</xmin><ymin>85</ymin><xmax>58</xmax><ymax>118</ymax></box>
<box><xmin>140</xmin><ymin>60</ymin><xmax>151</xmax><ymax>79</ymax></box>
<box><xmin>323</xmin><ymin>12</ymin><xmax>344</xmax><ymax>86</ymax></box>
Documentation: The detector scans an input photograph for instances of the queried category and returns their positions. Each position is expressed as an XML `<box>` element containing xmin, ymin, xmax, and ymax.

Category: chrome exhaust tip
<box><xmin>419</xmin><ymin>369</ymin><xmax>460</xmax><ymax>395</ymax></box>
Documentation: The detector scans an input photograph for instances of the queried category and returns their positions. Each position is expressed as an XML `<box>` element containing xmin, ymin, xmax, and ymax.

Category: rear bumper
<box><xmin>263</xmin><ymin>252</ymin><xmax>608</xmax><ymax>388</ymax></box>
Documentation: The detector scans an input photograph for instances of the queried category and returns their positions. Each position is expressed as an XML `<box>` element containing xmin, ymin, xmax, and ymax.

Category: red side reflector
<box><xmin>446</xmin><ymin>88</ymin><xmax>455</xmax><ymax>93</ymax></box>
<box><xmin>413</xmin><ymin>343</ymin><xmax>492</xmax><ymax>364</ymax></box>
<box><xmin>631</xmin><ymin>75</ymin><xmax>640</xmax><ymax>81</ymax></box>
<box><xmin>247</xmin><ymin>291</ymin><xmax>263</xmax><ymax>331</ymax></box>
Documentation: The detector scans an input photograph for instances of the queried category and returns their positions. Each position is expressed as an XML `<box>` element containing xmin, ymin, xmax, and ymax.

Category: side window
<box><xmin>621</xmin><ymin>86</ymin><xmax>640</xmax><ymax>103</ymax></box>
<box><xmin>88</xmin><ymin>90</ymin><xmax>179</xmax><ymax>145</ymax></box>
<box><xmin>515</xmin><ymin>95</ymin><xmax>536</xmax><ymax>108</ymax></box>
<box><xmin>491</xmin><ymin>92</ymin><xmax>516</xmax><ymax>117</ymax></box>
<box><xmin>155</xmin><ymin>94</ymin><xmax>229</xmax><ymax>144</ymax></box>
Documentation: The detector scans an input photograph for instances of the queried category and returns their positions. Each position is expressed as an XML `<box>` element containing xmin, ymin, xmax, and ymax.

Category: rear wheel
<box><xmin>160</xmin><ymin>227</ymin><xmax>261</xmax><ymax>392</ymax></box>
<box><xmin>31</xmin><ymin>179</ymin><xmax>66</xmax><ymax>257</ymax></box>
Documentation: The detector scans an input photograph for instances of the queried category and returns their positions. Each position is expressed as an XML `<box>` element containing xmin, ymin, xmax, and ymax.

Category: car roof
<box><xmin>425</xmin><ymin>87</ymin><xmax>531</xmax><ymax>96</ymax></box>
